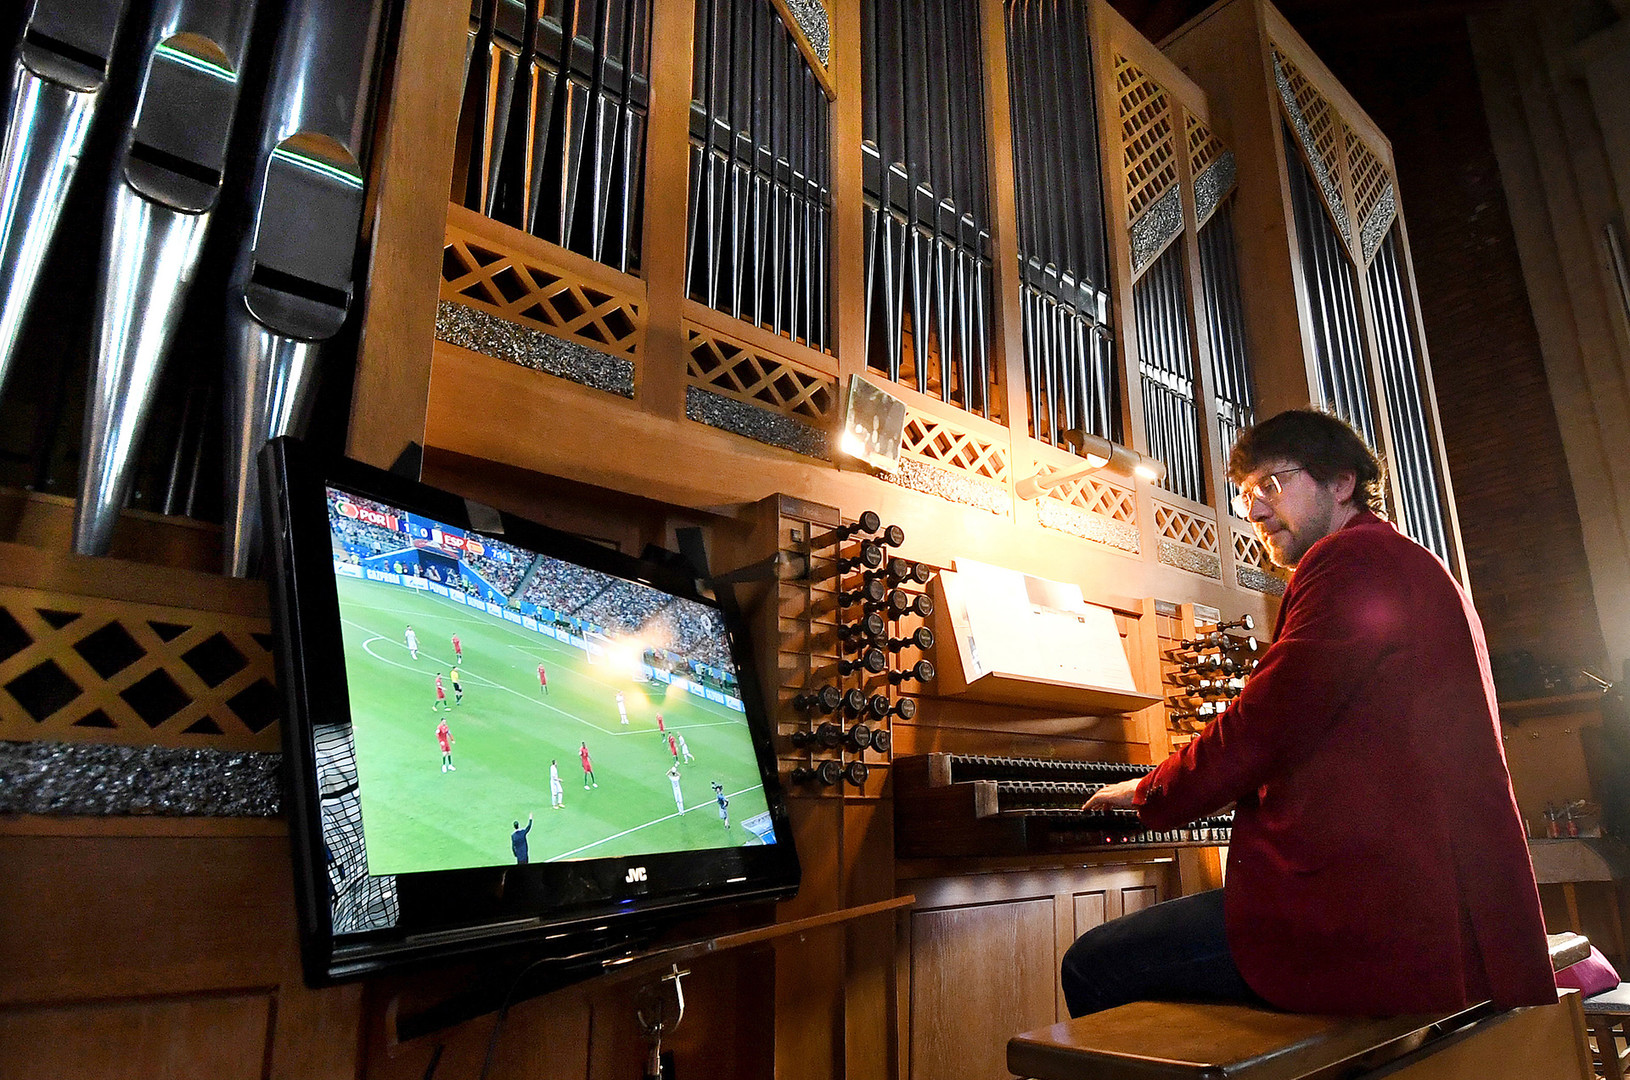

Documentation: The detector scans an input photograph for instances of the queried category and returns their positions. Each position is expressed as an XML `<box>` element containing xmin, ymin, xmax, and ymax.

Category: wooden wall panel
<box><xmin>0</xmin><ymin>819</ymin><xmax>363</xmax><ymax>1080</ymax></box>
<box><xmin>900</xmin><ymin>862</ymin><xmax>1178</xmax><ymax>1080</ymax></box>
<box><xmin>908</xmin><ymin>899</ymin><xmax>1057</xmax><ymax>1080</ymax></box>
<box><xmin>1072</xmin><ymin>891</ymin><xmax>1110</xmax><ymax>938</ymax></box>
<box><xmin>0</xmin><ymin>993</ymin><xmax>274</xmax><ymax>1080</ymax></box>
<box><xmin>0</xmin><ymin>828</ymin><xmax>296</xmax><ymax>1004</ymax></box>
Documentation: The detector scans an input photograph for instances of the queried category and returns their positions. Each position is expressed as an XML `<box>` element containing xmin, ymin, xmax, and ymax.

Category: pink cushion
<box><xmin>1557</xmin><ymin>946</ymin><xmax>1621</xmax><ymax>997</ymax></box>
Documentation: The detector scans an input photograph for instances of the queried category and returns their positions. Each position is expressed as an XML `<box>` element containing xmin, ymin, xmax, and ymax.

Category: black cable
<box><xmin>476</xmin><ymin>953</ymin><xmax>560</xmax><ymax>1080</ymax></box>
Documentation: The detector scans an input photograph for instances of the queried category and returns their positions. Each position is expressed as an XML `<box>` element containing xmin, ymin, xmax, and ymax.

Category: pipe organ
<box><xmin>0</xmin><ymin>1</ymin><xmax>1468</xmax><ymax>1079</ymax></box>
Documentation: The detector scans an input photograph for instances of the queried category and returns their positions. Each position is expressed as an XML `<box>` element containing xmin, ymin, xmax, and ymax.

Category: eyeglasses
<box><xmin>1231</xmin><ymin>467</ymin><xmax>1306</xmax><ymax>517</ymax></box>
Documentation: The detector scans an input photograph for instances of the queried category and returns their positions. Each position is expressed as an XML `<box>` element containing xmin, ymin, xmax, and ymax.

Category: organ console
<box><xmin>894</xmin><ymin>754</ymin><xmax>1234</xmax><ymax>858</ymax></box>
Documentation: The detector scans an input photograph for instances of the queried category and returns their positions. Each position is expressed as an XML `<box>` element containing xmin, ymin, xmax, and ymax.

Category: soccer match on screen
<box><xmin>325</xmin><ymin>487</ymin><xmax>777</xmax><ymax>876</ymax></box>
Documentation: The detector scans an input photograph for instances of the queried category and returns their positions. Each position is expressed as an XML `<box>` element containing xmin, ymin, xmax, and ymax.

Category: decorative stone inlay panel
<box><xmin>685</xmin><ymin>386</ymin><xmax>831</xmax><ymax>459</ymax></box>
<box><xmin>436</xmin><ymin>301</ymin><xmax>636</xmax><ymax>398</ymax></box>
<box><xmin>780</xmin><ymin>0</ymin><xmax>830</xmax><ymax>66</ymax></box>
<box><xmin>1194</xmin><ymin>151</ymin><xmax>1236</xmax><ymax>227</ymax></box>
<box><xmin>1038</xmin><ymin>500</ymin><xmax>1140</xmax><ymax>553</ymax></box>
<box><xmin>1158</xmin><ymin>538</ymin><xmax>1222</xmax><ymax>578</ymax></box>
<box><xmin>1359</xmin><ymin>183</ymin><xmax>1396</xmax><ymax>266</ymax></box>
<box><xmin>1272</xmin><ymin>49</ymin><xmax>1351</xmax><ymax>244</ymax></box>
<box><xmin>0</xmin><ymin>741</ymin><xmax>282</xmax><ymax>816</ymax></box>
<box><xmin>1238</xmin><ymin>565</ymin><xmax>1287</xmax><ymax>596</ymax></box>
<box><xmin>1130</xmin><ymin>184</ymin><xmax>1183</xmax><ymax>274</ymax></box>
<box><xmin>885</xmin><ymin>459</ymin><xmax>1008</xmax><ymax>516</ymax></box>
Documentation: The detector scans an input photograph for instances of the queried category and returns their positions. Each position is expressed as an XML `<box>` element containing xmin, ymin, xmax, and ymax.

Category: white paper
<box><xmin>945</xmin><ymin>558</ymin><xmax>1138</xmax><ymax>692</ymax></box>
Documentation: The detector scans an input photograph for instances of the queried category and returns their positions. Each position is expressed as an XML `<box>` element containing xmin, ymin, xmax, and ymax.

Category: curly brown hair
<box><xmin>1227</xmin><ymin>409</ymin><xmax>1386</xmax><ymax>515</ymax></box>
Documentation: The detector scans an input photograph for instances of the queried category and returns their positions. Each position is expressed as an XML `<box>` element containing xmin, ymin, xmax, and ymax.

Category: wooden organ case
<box><xmin>0</xmin><ymin>0</ymin><xmax>1465</xmax><ymax>1079</ymax></box>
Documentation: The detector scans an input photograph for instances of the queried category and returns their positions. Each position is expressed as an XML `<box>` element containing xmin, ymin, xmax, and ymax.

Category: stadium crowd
<box><xmin>462</xmin><ymin>549</ymin><xmax>525</xmax><ymax>595</ymax></box>
<box><xmin>521</xmin><ymin>560</ymin><xmax>609</xmax><ymax>613</ymax></box>
<box><xmin>576</xmin><ymin>586</ymin><xmax>670</xmax><ymax>636</ymax></box>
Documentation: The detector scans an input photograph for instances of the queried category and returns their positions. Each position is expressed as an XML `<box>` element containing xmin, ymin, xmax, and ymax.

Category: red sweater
<box><xmin>1136</xmin><ymin>512</ymin><xmax>1554</xmax><ymax>1014</ymax></box>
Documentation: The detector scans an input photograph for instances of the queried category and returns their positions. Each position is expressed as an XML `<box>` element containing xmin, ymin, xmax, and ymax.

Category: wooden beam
<box><xmin>346</xmin><ymin>0</ymin><xmax>470</xmax><ymax>470</ymax></box>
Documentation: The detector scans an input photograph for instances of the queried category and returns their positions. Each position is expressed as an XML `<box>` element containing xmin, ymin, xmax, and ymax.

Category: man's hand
<box><xmin>1082</xmin><ymin>777</ymin><xmax>1142</xmax><ymax>813</ymax></box>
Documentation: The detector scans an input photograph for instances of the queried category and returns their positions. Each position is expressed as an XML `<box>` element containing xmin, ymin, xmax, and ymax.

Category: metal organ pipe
<box><xmin>1368</xmin><ymin>227</ymin><xmax>1449</xmax><ymax>561</ymax></box>
<box><xmin>0</xmin><ymin>0</ymin><xmax>131</xmax><ymax>407</ymax></box>
<box><xmin>220</xmin><ymin>0</ymin><xmax>389</xmax><ymax>576</ymax></box>
<box><xmin>74</xmin><ymin>0</ymin><xmax>260</xmax><ymax>556</ymax></box>
<box><xmin>1284</xmin><ymin>132</ymin><xmax>1378</xmax><ymax>449</ymax></box>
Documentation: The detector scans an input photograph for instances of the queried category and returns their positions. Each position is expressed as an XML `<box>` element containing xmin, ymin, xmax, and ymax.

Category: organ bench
<box><xmin>1006</xmin><ymin>933</ymin><xmax>1595</xmax><ymax>1080</ymax></box>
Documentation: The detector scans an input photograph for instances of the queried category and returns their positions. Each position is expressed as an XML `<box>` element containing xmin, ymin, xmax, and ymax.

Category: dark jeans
<box><xmin>1060</xmin><ymin>888</ymin><xmax>1263</xmax><ymax>1017</ymax></box>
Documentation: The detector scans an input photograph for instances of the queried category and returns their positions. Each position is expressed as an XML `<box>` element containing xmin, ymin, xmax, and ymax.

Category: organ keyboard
<box><xmin>894</xmin><ymin>753</ymin><xmax>1232</xmax><ymax>858</ymax></box>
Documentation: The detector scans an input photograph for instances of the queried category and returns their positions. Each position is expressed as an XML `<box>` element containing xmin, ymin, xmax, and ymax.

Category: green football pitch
<box><xmin>333</xmin><ymin>573</ymin><xmax>771</xmax><ymax>874</ymax></box>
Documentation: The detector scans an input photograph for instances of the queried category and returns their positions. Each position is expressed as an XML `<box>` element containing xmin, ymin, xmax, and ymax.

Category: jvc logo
<box><xmin>625</xmin><ymin>866</ymin><xmax>647</xmax><ymax>883</ymax></box>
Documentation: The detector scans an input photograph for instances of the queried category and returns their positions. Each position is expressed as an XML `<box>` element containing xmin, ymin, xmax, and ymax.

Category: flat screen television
<box><xmin>260</xmin><ymin>437</ymin><xmax>799</xmax><ymax>984</ymax></box>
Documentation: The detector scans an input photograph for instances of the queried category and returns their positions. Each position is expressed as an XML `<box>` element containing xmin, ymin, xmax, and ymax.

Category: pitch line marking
<box><xmin>546</xmin><ymin>784</ymin><xmax>765</xmax><ymax>860</ymax></box>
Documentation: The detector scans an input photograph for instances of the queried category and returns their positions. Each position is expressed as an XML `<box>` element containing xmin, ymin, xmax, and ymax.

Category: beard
<box><xmin>1261</xmin><ymin>493</ymin><xmax>1338</xmax><ymax>568</ymax></box>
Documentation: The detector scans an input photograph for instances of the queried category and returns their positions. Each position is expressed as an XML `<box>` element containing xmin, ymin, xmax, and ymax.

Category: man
<box><xmin>580</xmin><ymin>741</ymin><xmax>597</xmax><ymax>788</ymax></box>
<box><xmin>655</xmin><ymin>711</ymin><xmax>666</xmax><ymax>738</ymax></box>
<box><xmin>1061</xmin><ymin>410</ymin><xmax>1553</xmax><ymax>1018</ymax></box>
<box><xmin>667</xmin><ymin>732</ymin><xmax>680</xmax><ymax>765</ymax></box>
<box><xmin>436</xmin><ymin>716</ymin><xmax>455</xmax><ymax>772</ymax></box>
<box><xmin>616</xmin><ymin>690</ymin><xmax>628</xmax><ymax>725</ymax></box>
<box><xmin>549</xmin><ymin>759</ymin><xmax>565</xmax><ymax>809</ymax></box>
<box><xmin>404</xmin><ymin>624</ymin><xmax>418</xmax><ymax>660</ymax></box>
<box><xmin>712</xmin><ymin>781</ymin><xmax>729</xmax><ymax>830</ymax></box>
<box><xmin>432</xmin><ymin>672</ymin><xmax>450</xmax><ymax>712</ymax></box>
<box><xmin>452</xmin><ymin>633</ymin><xmax>463</xmax><ymax>663</ymax></box>
<box><xmin>450</xmin><ymin>666</ymin><xmax>464</xmax><ymax>705</ymax></box>
<box><xmin>537</xmin><ymin>662</ymin><xmax>548</xmax><ymax>695</ymax></box>
<box><xmin>668</xmin><ymin>764</ymin><xmax>685</xmax><ymax>814</ymax></box>
<box><xmin>678</xmin><ymin>732</ymin><xmax>694</xmax><ymax>763</ymax></box>
<box><xmin>511</xmin><ymin>814</ymin><xmax>533</xmax><ymax>863</ymax></box>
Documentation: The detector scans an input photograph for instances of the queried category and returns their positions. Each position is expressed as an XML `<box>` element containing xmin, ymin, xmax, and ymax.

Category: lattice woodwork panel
<box><xmin>900</xmin><ymin>410</ymin><xmax>1011</xmax><ymax>483</ymax></box>
<box><xmin>1115</xmin><ymin>54</ymin><xmax>1177</xmax><ymax>224</ymax></box>
<box><xmin>685</xmin><ymin>325</ymin><xmax>836</xmax><ymax>422</ymax></box>
<box><xmin>1153</xmin><ymin>502</ymin><xmax>1218</xmax><ymax>554</ymax></box>
<box><xmin>1187</xmin><ymin>114</ymin><xmax>1226</xmax><ymax>179</ymax></box>
<box><xmin>1273</xmin><ymin>50</ymin><xmax>1340</xmax><ymax>182</ymax></box>
<box><xmin>442</xmin><ymin>221</ymin><xmax>643</xmax><ymax>359</ymax></box>
<box><xmin>1345</xmin><ymin>122</ymin><xmax>1390</xmax><ymax>229</ymax></box>
<box><xmin>0</xmin><ymin>584</ymin><xmax>279</xmax><ymax>751</ymax></box>
<box><xmin>1234</xmin><ymin>529</ymin><xmax>1270</xmax><ymax>570</ymax></box>
<box><xmin>1044</xmin><ymin>473</ymin><xmax>1136</xmax><ymax>524</ymax></box>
